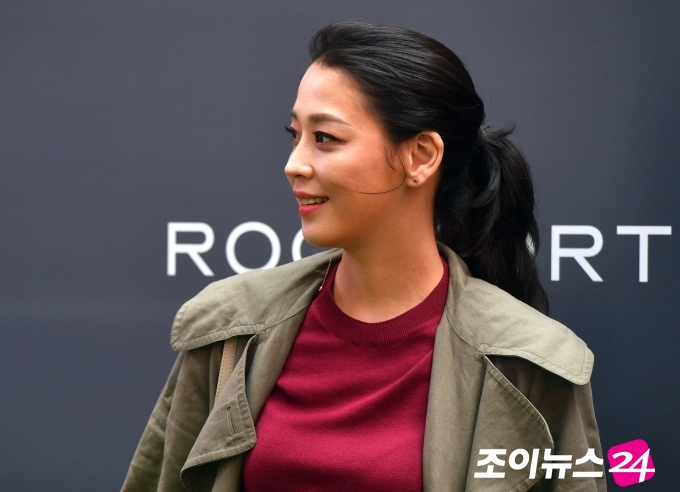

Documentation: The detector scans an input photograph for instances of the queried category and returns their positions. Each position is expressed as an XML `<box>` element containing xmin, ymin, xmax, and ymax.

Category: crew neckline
<box><xmin>315</xmin><ymin>257</ymin><xmax>449</xmax><ymax>346</ymax></box>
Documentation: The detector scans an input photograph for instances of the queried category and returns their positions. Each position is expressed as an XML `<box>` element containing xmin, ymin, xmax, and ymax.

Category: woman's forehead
<box><xmin>293</xmin><ymin>63</ymin><xmax>370</xmax><ymax>123</ymax></box>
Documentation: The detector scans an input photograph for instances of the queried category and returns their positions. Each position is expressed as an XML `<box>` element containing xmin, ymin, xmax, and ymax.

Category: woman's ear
<box><xmin>405</xmin><ymin>131</ymin><xmax>444</xmax><ymax>187</ymax></box>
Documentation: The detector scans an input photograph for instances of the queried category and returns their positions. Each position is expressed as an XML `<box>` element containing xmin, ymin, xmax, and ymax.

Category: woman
<box><xmin>122</xmin><ymin>22</ymin><xmax>605</xmax><ymax>492</ymax></box>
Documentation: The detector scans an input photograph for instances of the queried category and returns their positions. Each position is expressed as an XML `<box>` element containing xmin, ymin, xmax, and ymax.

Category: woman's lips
<box><xmin>298</xmin><ymin>199</ymin><xmax>328</xmax><ymax>216</ymax></box>
<box><xmin>294</xmin><ymin>192</ymin><xmax>328</xmax><ymax>216</ymax></box>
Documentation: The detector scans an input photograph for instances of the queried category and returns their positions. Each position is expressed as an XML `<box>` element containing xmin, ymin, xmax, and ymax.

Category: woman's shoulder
<box><xmin>169</xmin><ymin>250</ymin><xmax>340</xmax><ymax>352</ymax></box>
<box><xmin>453</xmin><ymin>273</ymin><xmax>594</xmax><ymax>385</ymax></box>
<box><xmin>440</xmin><ymin>244</ymin><xmax>594</xmax><ymax>385</ymax></box>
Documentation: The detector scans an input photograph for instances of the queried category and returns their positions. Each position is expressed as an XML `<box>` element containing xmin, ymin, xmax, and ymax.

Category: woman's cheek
<box><xmin>318</xmin><ymin>144</ymin><xmax>380</xmax><ymax>190</ymax></box>
<box><xmin>315</xmin><ymin>161</ymin><xmax>362</xmax><ymax>194</ymax></box>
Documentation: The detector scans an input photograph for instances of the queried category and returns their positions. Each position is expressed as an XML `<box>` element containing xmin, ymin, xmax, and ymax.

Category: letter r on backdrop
<box><xmin>551</xmin><ymin>226</ymin><xmax>604</xmax><ymax>282</ymax></box>
<box><xmin>167</xmin><ymin>222</ymin><xmax>215</xmax><ymax>276</ymax></box>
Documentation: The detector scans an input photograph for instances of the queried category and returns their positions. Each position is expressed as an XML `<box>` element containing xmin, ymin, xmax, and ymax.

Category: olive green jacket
<box><xmin>122</xmin><ymin>244</ymin><xmax>606</xmax><ymax>492</ymax></box>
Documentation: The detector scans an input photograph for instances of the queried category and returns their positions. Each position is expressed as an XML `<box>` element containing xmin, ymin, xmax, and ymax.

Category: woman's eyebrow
<box><xmin>290</xmin><ymin>110</ymin><xmax>351</xmax><ymax>126</ymax></box>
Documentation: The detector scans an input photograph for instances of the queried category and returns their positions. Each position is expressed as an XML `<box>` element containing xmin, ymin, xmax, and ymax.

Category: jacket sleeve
<box><xmin>121</xmin><ymin>344</ymin><xmax>221</xmax><ymax>492</ymax></box>
<box><xmin>489</xmin><ymin>356</ymin><xmax>607</xmax><ymax>492</ymax></box>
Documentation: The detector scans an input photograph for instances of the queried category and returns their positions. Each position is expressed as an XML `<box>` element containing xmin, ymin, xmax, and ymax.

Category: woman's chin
<box><xmin>300</xmin><ymin>224</ymin><xmax>343</xmax><ymax>249</ymax></box>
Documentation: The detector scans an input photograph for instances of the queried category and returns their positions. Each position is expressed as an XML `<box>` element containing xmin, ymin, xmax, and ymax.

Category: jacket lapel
<box><xmin>423</xmin><ymin>309</ymin><xmax>486</xmax><ymax>491</ymax></box>
<box><xmin>180</xmin><ymin>331</ymin><xmax>260</xmax><ymax>491</ymax></box>
<box><xmin>181</xmin><ymin>308</ymin><xmax>313</xmax><ymax>491</ymax></box>
<box><xmin>423</xmin><ymin>314</ymin><xmax>554</xmax><ymax>492</ymax></box>
<box><xmin>179</xmin><ymin>255</ymin><xmax>336</xmax><ymax>492</ymax></box>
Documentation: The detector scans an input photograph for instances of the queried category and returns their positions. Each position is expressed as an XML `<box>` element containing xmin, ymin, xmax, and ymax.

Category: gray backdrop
<box><xmin>1</xmin><ymin>1</ymin><xmax>678</xmax><ymax>490</ymax></box>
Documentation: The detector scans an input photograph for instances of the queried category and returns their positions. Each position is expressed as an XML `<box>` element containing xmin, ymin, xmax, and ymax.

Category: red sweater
<box><xmin>242</xmin><ymin>258</ymin><xmax>448</xmax><ymax>492</ymax></box>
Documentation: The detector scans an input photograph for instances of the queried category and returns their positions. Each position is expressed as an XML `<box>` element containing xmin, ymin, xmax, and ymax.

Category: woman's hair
<box><xmin>309</xmin><ymin>21</ymin><xmax>549</xmax><ymax>314</ymax></box>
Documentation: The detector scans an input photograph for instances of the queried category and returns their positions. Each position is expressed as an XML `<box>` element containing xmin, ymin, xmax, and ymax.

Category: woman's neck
<box><xmin>331</xmin><ymin>232</ymin><xmax>444</xmax><ymax>323</ymax></box>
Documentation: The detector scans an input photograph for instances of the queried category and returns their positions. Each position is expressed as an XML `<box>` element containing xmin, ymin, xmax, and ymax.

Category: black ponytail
<box><xmin>309</xmin><ymin>21</ymin><xmax>549</xmax><ymax>314</ymax></box>
<box><xmin>435</xmin><ymin>126</ymin><xmax>548</xmax><ymax>313</ymax></box>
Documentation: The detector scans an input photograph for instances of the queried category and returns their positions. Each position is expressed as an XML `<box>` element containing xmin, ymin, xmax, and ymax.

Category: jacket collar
<box><xmin>171</xmin><ymin>243</ymin><xmax>593</xmax><ymax>385</ymax></box>
<box><xmin>171</xmin><ymin>247</ymin><xmax>341</xmax><ymax>351</ymax></box>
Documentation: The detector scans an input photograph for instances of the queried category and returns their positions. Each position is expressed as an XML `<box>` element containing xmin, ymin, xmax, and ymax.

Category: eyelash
<box><xmin>284</xmin><ymin>126</ymin><xmax>338</xmax><ymax>144</ymax></box>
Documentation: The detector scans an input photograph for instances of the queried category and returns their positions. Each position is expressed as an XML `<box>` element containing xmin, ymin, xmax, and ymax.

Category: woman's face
<box><xmin>284</xmin><ymin>62</ymin><xmax>408</xmax><ymax>250</ymax></box>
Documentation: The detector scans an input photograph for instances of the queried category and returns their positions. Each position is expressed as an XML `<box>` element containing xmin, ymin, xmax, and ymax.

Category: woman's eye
<box><xmin>284</xmin><ymin>126</ymin><xmax>299</xmax><ymax>142</ymax></box>
<box><xmin>314</xmin><ymin>132</ymin><xmax>336</xmax><ymax>144</ymax></box>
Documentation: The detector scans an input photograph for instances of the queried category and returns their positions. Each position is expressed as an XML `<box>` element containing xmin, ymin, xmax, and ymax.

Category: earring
<box><xmin>412</xmin><ymin>177</ymin><xmax>419</xmax><ymax>184</ymax></box>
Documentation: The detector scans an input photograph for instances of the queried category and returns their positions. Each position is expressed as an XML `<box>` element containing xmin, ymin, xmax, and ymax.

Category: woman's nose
<box><xmin>284</xmin><ymin>143</ymin><xmax>314</xmax><ymax>180</ymax></box>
